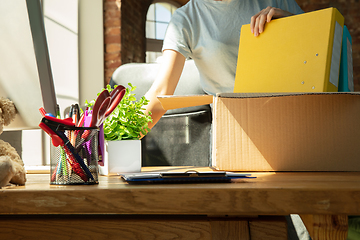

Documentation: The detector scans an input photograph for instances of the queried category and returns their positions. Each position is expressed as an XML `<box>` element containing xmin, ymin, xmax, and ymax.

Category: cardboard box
<box><xmin>212</xmin><ymin>92</ymin><xmax>360</xmax><ymax>171</ymax></box>
<box><xmin>158</xmin><ymin>92</ymin><xmax>360</xmax><ymax>171</ymax></box>
<box><xmin>234</xmin><ymin>8</ymin><xmax>344</xmax><ymax>93</ymax></box>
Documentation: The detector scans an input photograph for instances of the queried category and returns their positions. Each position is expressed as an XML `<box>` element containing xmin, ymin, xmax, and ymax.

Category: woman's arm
<box><xmin>144</xmin><ymin>49</ymin><xmax>186</xmax><ymax>131</ymax></box>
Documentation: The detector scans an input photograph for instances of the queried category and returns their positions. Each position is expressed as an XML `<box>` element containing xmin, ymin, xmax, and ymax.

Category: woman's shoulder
<box><xmin>170</xmin><ymin>0</ymin><xmax>202</xmax><ymax>23</ymax></box>
<box><xmin>173</xmin><ymin>0</ymin><xmax>213</xmax><ymax>21</ymax></box>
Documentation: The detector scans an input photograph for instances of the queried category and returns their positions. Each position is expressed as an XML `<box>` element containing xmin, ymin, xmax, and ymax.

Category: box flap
<box><xmin>157</xmin><ymin>92</ymin><xmax>360</xmax><ymax>110</ymax></box>
<box><xmin>157</xmin><ymin>95</ymin><xmax>213</xmax><ymax>110</ymax></box>
<box><xmin>217</xmin><ymin>92</ymin><xmax>360</xmax><ymax>98</ymax></box>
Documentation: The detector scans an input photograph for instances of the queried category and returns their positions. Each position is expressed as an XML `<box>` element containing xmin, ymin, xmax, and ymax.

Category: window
<box><xmin>146</xmin><ymin>1</ymin><xmax>179</xmax><ymax>63</ymax></box>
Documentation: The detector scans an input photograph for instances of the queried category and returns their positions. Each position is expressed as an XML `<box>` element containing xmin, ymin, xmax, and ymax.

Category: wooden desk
<box><xmin>1</xmin><ymin>167</ymin><xmax>359</xmax><ymax>240</ymax></box>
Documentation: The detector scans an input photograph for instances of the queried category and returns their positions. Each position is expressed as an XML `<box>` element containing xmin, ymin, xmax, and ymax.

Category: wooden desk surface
<box><xmin>1</xmin><ymin>167</ymin><xmax>360</xmax><ymax>216</ymax></box>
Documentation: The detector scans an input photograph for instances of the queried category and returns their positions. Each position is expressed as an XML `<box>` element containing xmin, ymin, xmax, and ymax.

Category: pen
<box><xmin>71</xmin><ymin>106</ymin><xmax>78</xmax><ymax>146</ymax></box>
<box><xmin>68</xmin><ymin>104</ymin><xmax>74</xmax><ymax>118</ymax></box>
<box><xmin>67</xmin><ymin>105</ymin><xmax>74</xmax><ymax>145</ymax></box>
<box><xmin>56</xmin><ymin>104</ymin><xmax>61</xmax><ymax>119</ymax></box>
<box><xmin>77</xmin><ymin>111</ymin><xmax>85</xmax><ymax>128</ymax></box>
<box><xmin>74</xmin><ymin>104</ymin><xmax>80</xmax><ymax>124</ymax></box>
<box><xmin>39</xmin><ymin>107</ymin><xmax>46</xmax><ymax>117</ymax></box>
<box><xmin>72</xmin><ymin>106</ymin><xmax>78</xmax><ymax>126</ymax></box>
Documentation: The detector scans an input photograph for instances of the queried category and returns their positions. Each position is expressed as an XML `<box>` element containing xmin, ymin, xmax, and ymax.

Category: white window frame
<box><xmin>146</xmin><ymin>0</ymin><xmax>180</xmax><ymax>62</ymax></box>
<box><xmin>23</xmin><ymin>0</ymin><xmax>104</xmax><ymax>173</ymax></box>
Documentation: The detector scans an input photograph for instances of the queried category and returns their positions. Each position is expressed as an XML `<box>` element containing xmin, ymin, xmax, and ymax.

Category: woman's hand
<box><xmin>250</xmin><ymin>6</ymin><xmax>293</xmax><ymax>37</ymax></box>
<box><xmin>142</xmin><ymin>49</ymin><xmax>185</xmax><ymax>136</ymax></box>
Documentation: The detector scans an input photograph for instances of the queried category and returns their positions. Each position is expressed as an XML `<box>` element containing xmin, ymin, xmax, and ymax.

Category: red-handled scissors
<box><xmin>90</xmin><ymin>85</ymin><xmax>126</xmax><ymax>127</ymax></box>
<box><xmin>105</xmin><ymin>85</ymin><xmax>126</xmax><ymax>119</ymax></box>
<box><xmin>76</xmin><ymin>85</ymin><xmax>126</xmax><ymax>148</ymax></box>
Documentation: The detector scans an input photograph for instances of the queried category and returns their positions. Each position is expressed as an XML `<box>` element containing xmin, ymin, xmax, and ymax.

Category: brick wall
<box><xmin>103</xmin><ymin>0</ymin><xmax>360</xmax><ymax>90</ymax></box>
<box><xmin>103</xmin><ymin>0</ymin><xmax>151</xmax><ymax>85</ymax></box>
<box><xmin>104</xmin><ymin>0</ymin><xmax>121</xmax><ymax>85</ymax></box>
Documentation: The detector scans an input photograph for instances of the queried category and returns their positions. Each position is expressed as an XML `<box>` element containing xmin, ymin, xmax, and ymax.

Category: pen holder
<box><xmin>50</xmin><ymin>126</ymin><xmax>99</xmax><ymax>185</ymax></box>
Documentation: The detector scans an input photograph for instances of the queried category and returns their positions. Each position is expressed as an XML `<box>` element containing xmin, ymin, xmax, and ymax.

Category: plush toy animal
<box><xmin>0</xmin><ymin>97</ymin><xmax>26</xmax><ymax>187</ymax></box>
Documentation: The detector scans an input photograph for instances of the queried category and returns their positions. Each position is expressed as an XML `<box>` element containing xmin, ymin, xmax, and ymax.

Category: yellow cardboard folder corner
<box><xmin>234</xmin><ymin>7</ymin><xmax>344</xmax><ymax>93</ymax></box>
<box><xmin>156</xmin><ymin>8</ymin><xmax>357</xmax><ymax>172</ymax></box>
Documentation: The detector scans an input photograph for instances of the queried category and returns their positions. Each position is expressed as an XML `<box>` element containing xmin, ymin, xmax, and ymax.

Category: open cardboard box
<box><xmin>156</xmin><ymin>8</ymin><xmax>356</xmax><ymax>171</ymax></box>
<box><xmin>158</xmin><ymin>92</ymin><xmax>360</xmax><ymax>171</ymax></box>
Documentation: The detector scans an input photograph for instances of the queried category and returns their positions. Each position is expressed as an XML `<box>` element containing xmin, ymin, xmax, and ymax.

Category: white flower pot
<box><xmin>99</xmin><ymin>140</ymin><xmax>141</xmax><ymax>175</ymax></box>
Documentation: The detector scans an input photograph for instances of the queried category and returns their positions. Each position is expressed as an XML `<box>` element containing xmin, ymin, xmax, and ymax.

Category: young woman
<box><xmin>143</xmin><ymin>1</ymin><xmax>309</xmax><ymax>239</ymax></box>
<box><xmin>144</xmin><ymin>0</ymin><xmax>304</xmax><ymax>129</ymax></box>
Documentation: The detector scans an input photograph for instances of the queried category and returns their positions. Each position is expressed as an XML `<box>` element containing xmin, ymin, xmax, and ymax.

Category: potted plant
<box><xmin>86</xmin><ymin>83</ymin><xmax>152</xmax><ymax>174</ymax></box>
<box><xmin>102</xmin><ymin>83</ymin><xmax>152</xmax><ymax>141</ymax></box>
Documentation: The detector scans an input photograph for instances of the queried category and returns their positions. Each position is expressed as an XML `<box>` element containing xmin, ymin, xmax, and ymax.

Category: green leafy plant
<box><xmin>86</xmin><ymin>83</ymin><xmax>152</xmax><ymax>141</ymax></box>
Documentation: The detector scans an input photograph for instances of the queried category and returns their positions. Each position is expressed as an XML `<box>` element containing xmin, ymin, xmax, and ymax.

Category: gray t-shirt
<box><xmin>162</xmin><ymin>0</ymin><xmax>304</xmax><ymax>95</ymax></box>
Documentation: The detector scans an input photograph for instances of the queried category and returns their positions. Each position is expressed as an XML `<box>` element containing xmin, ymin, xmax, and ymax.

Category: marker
<box><xmin>56</xmin><ymin>104</ymin><xmax>61</xmax><ymax>119</ymax></box>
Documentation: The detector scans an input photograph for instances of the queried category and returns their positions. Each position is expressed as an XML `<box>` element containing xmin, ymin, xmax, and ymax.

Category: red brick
<box><xmin>105</xmin><ymin>59</ymin><xmax>121</xmax><ymax>69</ymax></box>
<box><xmin>104</xmin><ymin>9</ymin><xmax>120</xmax><ymax>19</ymax></box>
<box><xmin>104</xmin><ymin>35</ymin><xmax>121</xmax><ymax>44</ymax></box>
<box><xmin>106</xmin><ymin>43</ymin><xmax>121</xmax><ymax>53</ymax></box>
<box><xmin>104</xmin><ymin>1</ymin><xmax>121</xmax><ymax>11</ymax></box>
<box><xmin>105</xmin><ymin>52</ymin><xmax>121</xmax><ymax>61</ymax></box>
<box><xmin>104</xmin><ymin>18</ymin><xmax>120</xmax><ymax>28</ymax></box>
<box><xmin>105</xmin><ymin>27</ymin><xmax>121</xmax><ymax>36</ymax></box>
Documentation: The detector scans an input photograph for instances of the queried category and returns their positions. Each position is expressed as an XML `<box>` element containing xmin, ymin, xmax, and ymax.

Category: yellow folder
<box><xmin>234</xmin><ymin>8</ymin><xmax>344</xmax><ymax>93</ymax></box>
